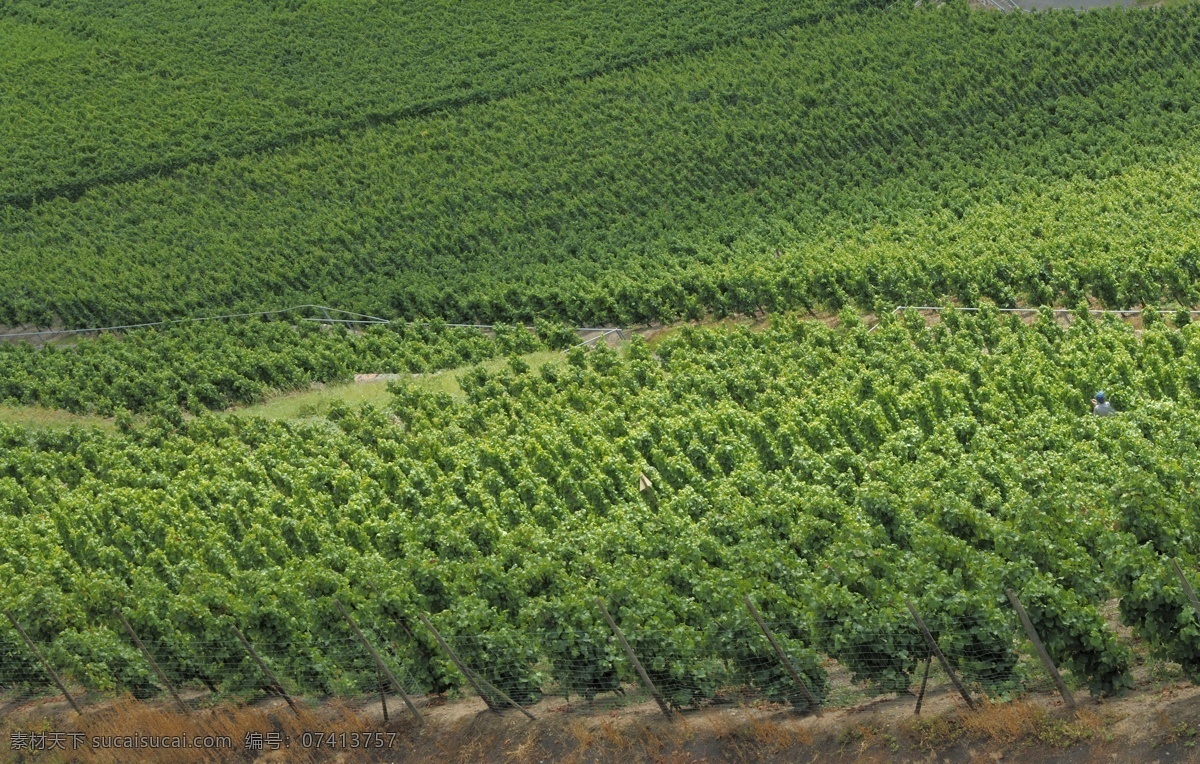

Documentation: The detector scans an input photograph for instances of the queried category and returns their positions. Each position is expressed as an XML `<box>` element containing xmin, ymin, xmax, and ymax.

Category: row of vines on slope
<box><xmin>3</xmin><ymin>308</ymin><xmax>1199</xmax><ymax>705</ymax></box>
<box><xmin>0</xmin><ymin>0</ymin><xmax>883</xmax><ymax>203</ymax></box>
<box><xmin>0</xmin><ymin>319</ymin><xmax>566</xmax><ymax>416</ymax></box>
<box><xmin>6</xmin><ymin>4</ymin><xmax>1200</xmax><ymax>326</ymax></box>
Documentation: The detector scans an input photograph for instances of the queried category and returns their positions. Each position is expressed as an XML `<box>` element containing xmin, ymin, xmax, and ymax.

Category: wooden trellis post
<box><xmin>113</xmin><ymin>608</ymin><xmax>190</xmax><ymax>714</ymax></box>
<box><xmin>1172</xmin><ymin>560</ymin><xmax>1200</xmax><ymax>618</ymax></box>
<box><xmin>1006</xmin><ymin>590</ymin><xmax>1075</xmax><ymax>710</ymax></box>
<box><xmin>229</xmin><ymin>624</ymin><xmax>299</xmax><ymax>715</ymax></box>
<box><xmin>333</xmin><ymin>598</ymin><xmax>423</xmax><ymax>725</ymax></box>
<box><xmin>913</xmin><ymin>653</ymin><xmax>932</xmax><ymax>715</ymax></box>
<box><xmin>743</xmin><ymin>596</ymin><xmax>821</xmax><ymax>715</ymax></box>
<box><xmin>5</xmin><ymin>612</ymin><xmax>82</xmax><ymax>715</ymax></box>
<box><xmin>596</xmin><ymin>598</ymin><xmax>673</xmax><ymax>720</ymax></box>
<box><xmin>906</xmin><ymin>601</ymin><xmax>975</xmax><ymax>711</ymax></box>
<box><xmin>379</xmin><ymin>673</ymin><xmax>388</xmax><ymax>723</ymax></box>
<box><xmin>417</xmin><ymin>613</ymin><xmax>535</xmax><ymax>720</ymax></box>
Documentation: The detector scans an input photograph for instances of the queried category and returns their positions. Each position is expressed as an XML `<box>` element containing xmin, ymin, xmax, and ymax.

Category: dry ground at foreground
<box><xmin>5</xmin><ymin>681</ymin><xmax>1200</xmax><ymax>763</ymax></box>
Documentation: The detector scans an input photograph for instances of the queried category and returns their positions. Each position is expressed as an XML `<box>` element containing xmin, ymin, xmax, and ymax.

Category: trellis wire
<box><xmin>11</xmin><ymin>300</ymin><xmax>1183</xmax><ymax>344</ymax></box>
<box><xmin>0</xmin><ymin>611</ymin><xmax>1119</xmax><ymax>718</ymax></box>
<box><xmin>0</xmin><ymin>304</ymin><xmax>625</xmax><ymax>343</ymax></box>
<box><xmin>894</xmin><ymin>306</ymin><xmax>1200</xmax><ymax>316</ymax></box>
<box><xmin>867</xmin><ymin>304</ymin><xmax>1200</xmax><ymax>333</ymax></box>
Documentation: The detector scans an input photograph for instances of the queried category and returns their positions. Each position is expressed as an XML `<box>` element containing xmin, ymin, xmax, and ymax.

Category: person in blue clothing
<box><xmin>1092</xmin><ymin>391</ymin><xmax>1116</xmax><ymax>416</ymax></box>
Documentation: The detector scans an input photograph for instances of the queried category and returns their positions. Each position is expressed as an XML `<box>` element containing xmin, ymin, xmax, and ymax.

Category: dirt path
<box><xmin>5</xmin><ymin>680</ymin><xmax>1200</xmax><ymax>763</ymax></box>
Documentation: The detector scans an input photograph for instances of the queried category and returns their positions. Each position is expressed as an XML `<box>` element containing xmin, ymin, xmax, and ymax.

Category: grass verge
<box><xmin>0</xmin><ymin>404</ymin><xmax>116</xmax><ymax>433</ymax></box>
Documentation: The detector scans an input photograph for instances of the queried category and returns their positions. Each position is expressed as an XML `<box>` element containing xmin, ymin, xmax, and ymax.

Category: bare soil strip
<box><xmin>4</xmin><ymin>680</ymin><xmax>1200</xmax><ymax>763</ymax></box>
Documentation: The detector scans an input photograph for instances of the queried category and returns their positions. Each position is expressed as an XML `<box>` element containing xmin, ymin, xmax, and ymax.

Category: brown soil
<box><xmin>5</xmin><ymin>681</ymin><xmax>1200</xmax><ymax>763</ymax></box>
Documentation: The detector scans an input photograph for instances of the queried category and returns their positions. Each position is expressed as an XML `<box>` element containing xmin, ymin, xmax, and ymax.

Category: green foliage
<box><xmin>438</xmin><ymin>600</ymin><xmax>544</xmax><ymax>705</ymax></box>
<box><xmin>2</xmin><ymin>0</ymin><xmax>872</xmax><ymax>205</ymax></box>
<box><xmin>534</xmin><ymin>319</ymin><xmax>580</xmax><ymax>351</ymax></box>
<box><xmin>6</xmin><ymin>7</ymin><xmax>1200</xmax><ymax>325</ymax></box>
<box><xmin>53</xmin><ymin>628</ymin><xmax>159</xmax><ymax>698</ymax></box>
<box><xmin>492</xmin><ymin>324</ymin><xmax>541</xmax><ymax>356</ymax></box>
<box><xmin>0</xmin><ymin>630</ymin><xmax>44</xmax><ymax>689</ymax></box>
<box><xmin>1013</xmin><ymin>576</ymin><xmax>1132</xmax><ymax>697</ymax></box>
<box><xmin>529</xmin><ymin>596</ymin><xmax>622</xmax><ymax>702</ymax></box>
<box><xmin>11</xmin><ymin>312</ymin><xmax>1200</xmax><ymax>702</ymax></box>
<box><xmin>1112</xmin><ymin>545</ymin><xmax>1200</xmax><ymax>682</ymax></box>
<box><xmin>0</xmin><ymin>319</ymin><xmax>523</xmax><ymax>415</ymax></box>
<box><xmin>724</xmin><ymin>624</ymin><xmax>828</xmax><ymax>709</ymax></box>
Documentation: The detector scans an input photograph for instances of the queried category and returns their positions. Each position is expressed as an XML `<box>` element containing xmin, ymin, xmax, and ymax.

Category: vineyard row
<box><xmin>2</xmin><ymin>0</ymin><xmax>882</xmax><ymax>203</ymax></box>
<box><xmin>7</xmin><ymin>5</ymin><xmax>1200</xmax><ymax>327</ymax></box>
<box><xmin>0</xmin><ymin>317</ymin><xmax>579</xmax><ymax>416</ymax></box>
<box><xmin>5</xmin><ymin>309</ymin><xmax>1200</xmax><ymax>707</ymax></box>
<box><xmin>10</xmin><ymin>578</ymin><xmax>1198</xmax><ymax>717</ymax></box>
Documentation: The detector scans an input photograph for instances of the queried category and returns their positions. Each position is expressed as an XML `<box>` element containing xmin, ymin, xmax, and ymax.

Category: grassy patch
<box><xmin>0</xmin><ymin>404</ymin><xmax>116</xmax><ymax>433</ymax></box>
<box><xmin>907</xmin><ymin>714</ymin><xmax>965</xmax><ymax>750</ymax></box>
<box><xmin>227</xmin><ymin>380</ymin><xmax>398</xmax><ymax>421</ymax></box>
<box><xmin>905</xmin><ymin>701</ymin><xmax>1112</xmax><ymax>754</ymax></box>
<box><xmin>0</xmin><ymin>350</ymin><xmax>571</xmax><ymax>430</ymax></box>
<box><xmin>410</xmin><ymin>350</ymin><xmax>569</xmax><ymax>400</ymax></box>
<box><xmin>644</xmin><ymin>316</ymin><xmax>770</xmax><ymax>349</ymax></box>
<box><xmin>1137</xmin><ymin>0</ymin><xmax>1197</xmax><ymax>9</ymax></box>
<box><xmin>228</xmin><ymin>349</ymin><xmax>569</xmax><ymax>420</ymax></box>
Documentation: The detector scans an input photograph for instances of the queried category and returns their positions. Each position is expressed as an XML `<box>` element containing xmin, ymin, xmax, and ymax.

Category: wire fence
<box><xmin>0</xmin><ymin>596</ymin><xmax>1137</xmax><ymax>722</ymax></box>
<box><xmin>892</xmin><ymin>305</ymin><xmax>1200</xmax><ymax>317</ymax></box>
<box><xmin>0</xmin><ymin>304</ymin><xmax>626</xmax><ymax>347</ymax></box>
<box><xmin>867</xmin><ymin>304</ymin><xmax>1200</xmax><ymax>333</ymax></box>
<box><xmin>7</xmin><ymin>300</ymin><xmax>1188</xmax><ymax>345</ymax></box>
